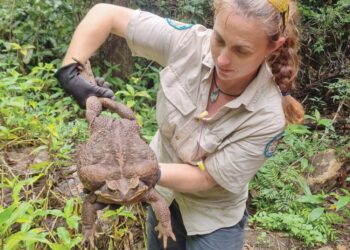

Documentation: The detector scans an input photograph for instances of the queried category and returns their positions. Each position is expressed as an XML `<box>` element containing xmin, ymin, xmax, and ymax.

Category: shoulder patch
<box><xmin>264</xmin><ymin>131</ymin><xmax>284</xmax><ymax>158</ymax></box>
<box><xmin>165</xmin><ymin>18</ymin><xmax>193</xmax><ymax>30</ymax></box>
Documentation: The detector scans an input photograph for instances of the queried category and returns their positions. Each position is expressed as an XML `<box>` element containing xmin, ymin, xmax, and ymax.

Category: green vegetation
<box><xmin>1</xmin><ymin>0</ymin><xmax>349</xmax><ymax>249</ymax></box>
<box><xmin>250</xmin><ymin>123</ymin><xmax>349</xmax><ymax>246</ymax></box>
<box><xmin>248</xmin><ymin>1</ymin><xmax>350</xmax><ymax>246</ymax></box>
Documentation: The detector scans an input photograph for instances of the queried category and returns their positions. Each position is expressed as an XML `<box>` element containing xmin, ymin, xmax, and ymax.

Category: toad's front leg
<box><xmin>143</xmin><ymin>189</ymin><xmax>176</xmax><ymax>249</ymax></box>
<box><xmin>81</xmin><ymin>194</ymin><xmax>107</xmax><ymax>249</ymax></box>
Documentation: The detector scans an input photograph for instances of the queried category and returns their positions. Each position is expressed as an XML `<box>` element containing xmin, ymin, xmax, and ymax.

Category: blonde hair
<box><xmin>214</xmin><ymin>0</ymin><xmax>304</xmax><ymax>125</ymax></box>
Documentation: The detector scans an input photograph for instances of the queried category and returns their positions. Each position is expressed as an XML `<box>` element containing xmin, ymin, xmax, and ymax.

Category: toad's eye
<box><xmin>129</xmin><ymin>177</ymin><xmax>139</xmax><ymax>189</ymax></box>
<box><xmin>106</xmin><ymin>180</ymin><xmax>119</xmax><ymax>191</ymax></box>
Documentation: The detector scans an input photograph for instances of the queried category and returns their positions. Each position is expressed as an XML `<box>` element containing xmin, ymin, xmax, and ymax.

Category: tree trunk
<box><xmin>90</xmin><ymin>0</ymin><xmax>133</xmax><ymax>80</ymax></box>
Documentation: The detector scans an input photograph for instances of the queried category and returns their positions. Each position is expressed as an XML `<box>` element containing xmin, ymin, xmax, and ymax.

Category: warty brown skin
<box><xmin>76</xmin><ymin>64</ymin><xmax>175</xmax><ymax>249</ymax></box>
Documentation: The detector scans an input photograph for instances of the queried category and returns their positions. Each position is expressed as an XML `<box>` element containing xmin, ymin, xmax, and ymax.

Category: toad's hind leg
<box><xmin>81</xmin><ymin>194</ymin><xmax>107</xmax><ymax>249</ymax></box>
<box><xmin>143</xmin><ymin>189</ymin><xmax>176</xmax><ymax>249</ymax></box>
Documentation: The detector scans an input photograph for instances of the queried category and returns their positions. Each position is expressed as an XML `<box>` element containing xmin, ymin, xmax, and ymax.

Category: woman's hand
<box><xmin>55</xmin><ymin>63</ymin><xmax>114</xmax><ymax>108</ymax></box>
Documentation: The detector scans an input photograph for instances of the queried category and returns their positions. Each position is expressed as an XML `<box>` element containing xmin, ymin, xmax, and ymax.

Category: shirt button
<box><xmin>175</xmin><ymin>135</ymin><xmax>180</xmax><ymax>140</ymax></box>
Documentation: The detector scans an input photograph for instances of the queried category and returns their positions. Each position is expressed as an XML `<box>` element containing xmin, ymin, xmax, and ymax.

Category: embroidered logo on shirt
<box><xmin>264</xmin><ymin>131</ymin><xmax>284</xmax><ymax>158</ymax></box>
<box><xmin>166</xmin><ymin>18</ymin><xmax>193</xmax><ymax>30</ymax></box>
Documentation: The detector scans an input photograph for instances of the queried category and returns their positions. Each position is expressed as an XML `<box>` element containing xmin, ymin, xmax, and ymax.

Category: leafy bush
<box><xmin>0</xmin><ymin>0</ymin><xmax>87</xmax><ymax>71</ymax></box>
<box><xmin>250</xmin><ymin>120</ymin><xmax>349</xmax><ymax>246</ymax></box>
<box><xmin>298</xmin><ymin>0</ymin><xmax>350</xmax><ymax>114</ymax></box>
<box><xmin>132</xmin><ymin>0</ymin><xmax>214</xmax><ymax>27</ymax></box>
<box><xmin>249</xmin><ymin>2</ymin><xmax>350</xmax><ymax>245</ymax></box>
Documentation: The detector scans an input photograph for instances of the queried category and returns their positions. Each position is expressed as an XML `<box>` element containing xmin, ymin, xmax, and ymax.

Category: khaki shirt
<box><xmin>125</xmin><ymin>10</ymin><xmax>285</xmax><ymax>235</ymax></box>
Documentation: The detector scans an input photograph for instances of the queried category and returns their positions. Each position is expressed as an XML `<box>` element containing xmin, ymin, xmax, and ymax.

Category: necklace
<box><xmin>210</xmin><ymin>70</ymin><xmax>241</xmax><ymax>103</ymax></box>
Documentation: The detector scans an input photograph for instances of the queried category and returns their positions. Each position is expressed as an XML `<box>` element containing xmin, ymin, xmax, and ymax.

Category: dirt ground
<box><xmin>243</xmin><ymin>227</ymin><xmax>349</xmax><ymax>250</ymax></box>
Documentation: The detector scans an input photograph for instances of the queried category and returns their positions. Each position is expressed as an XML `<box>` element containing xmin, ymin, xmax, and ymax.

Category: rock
<box><xmin>307</xmin><ymin>149</ymin><xmax>343</xmax><ymax>193</ymax></box>
<box><xmin>56</xmin><ymin>171</ymin><xmax>84</xmax><ymax>198</ymax></box>
<box><xmin>4</xmin><ymin>147</ymin><xmax>50</xmax><ymax>175</ymax></box>
<box><xmin>317</xmin><ymin>247</ymin><xmax>333</xmax><ymax>250</ymax></box>
<box><xmin>337</xmin><ymin>245</ymin><xmax>347</xmax><ymax>250</ymax></box>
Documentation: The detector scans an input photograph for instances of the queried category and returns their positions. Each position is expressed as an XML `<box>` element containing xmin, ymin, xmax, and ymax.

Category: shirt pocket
<box><xmin>156</xmin><ymin>66</ymin><xmax>196</xmax><ymax>139</ymax></box>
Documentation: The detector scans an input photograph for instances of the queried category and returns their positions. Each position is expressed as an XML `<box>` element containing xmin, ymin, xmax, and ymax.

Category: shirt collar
<box><xmin>202</xmin><ymin>30</ymin><xmax>215</xmax><ymax>69</ymax></box>
<box><xmin>202</xmin><ymin>51</ymin><xmax>215</xmax><ymax>69</ymax></box>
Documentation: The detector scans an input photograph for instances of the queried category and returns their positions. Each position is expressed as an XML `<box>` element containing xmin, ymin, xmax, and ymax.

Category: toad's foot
<box><xmin>155</xmin><ymin>222</ymin><xmax>176</xmax><ymax>249</ymax></box>
<box><xmin>82</xmin><ymin>226</ymin><xmax>96</xmax><ymax>250</ymax></box>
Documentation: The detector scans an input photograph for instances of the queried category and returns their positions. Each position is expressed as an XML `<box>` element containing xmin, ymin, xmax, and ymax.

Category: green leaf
<box><xmin>135</xmin><ymin>113</ymin><xmax>143</xmax><ymax>127</ymax></box>
<box><xmin>29</xmin><ymin>161</ymin><xmax>51</xmax><ymax>171</ymax></box>
<box><xmin>63</xmin><ymin>199</ymin><xmax>74</xmax><ymax>217</ymax></box>
<box><xmin>10</xmin><ymin>42</ymin><xmax>21</xmax><ymax>50</ymax></box>
<box><xmin>23</xmin><ymin>49</ymin><xmax>34</xmax><ymax>64</ymax></box>
<box><xmin>48</xmin><ymin>209</ymin><xmax>64</xmax><ymax>217</ymax></box>
<box><xmin>335</xmin><ymin>196</ymin><xmax>350</xmax><ymax>211</ymax></box>
<box><xmin>116</xmin><ymin>206</ymin><xmax>136</xmax><ymax>220</ymax></box>
<box><xmin>4</xmin><ymin>229</ymin><xmax>50</xmax><ymax>250</ymax></box>
<box><xmin>1</xmin><ymin>202</ymin><xmax>32</xmax><ymax>234</ymax></box>
<box><xmin>20</xmin><ymin>223</ymin><xmax>32</xmax><ymax>233</ymax></box>
<box><xmin>0</xmin><ymin>203</ymin><xmax>16</xmax><ymax>226</ymax></box>
<box><xmin>49</xmin><ymin>243</ymin><xmax>69</xmax><ymax>250</ymax></box>
<box><xmin>12</xmin><ymin>174</ymin><xmax>44</xmax><ymax>203</ymax></box>
<box><xmin>135</xmin><ymin>90</ymin><xmax>151</xmax><ymax>98</ymax></box>
<box><xmin>33</xmin><ymin>209</ymin><xmax>49</xmax><ymax>218</ymax></box>
<box><xmin>300</xmin><ymin>158</ymin><xmax>309</xmax><ymax>171</ymax></box>
<box><xmin>126</xmin><ymin>84</ymin><xmax>135</xmax><ymax>96</ymax></box>
<box><xmin>22</xmin><ymin>44</ymin><xmax>35</xmax><ymax>50</ymax></box>
<box><xmin>48</xmin><ymin>123</ymin><xmax>59</xmax><ymax>138</ymax></box>
<box><xmin>297</xmin><ymin>177</ymin><xmax>312</xmax><ymax>196</ymax></box>
<box><xmin>57</xmin><ymin>227</ymin><xmax>71</xmax><ymax>245</ymax></box>
<box><xmin>285</xmin><ymin>124</ymin><xmax>311</xmax><ymax>135</ymax></box>
<box><xmin>66</xmin><ymin>215</ymin><xmax>80</xmax><ymax>230</ymax></box>
<box><xmin>318</xmin><ymin>118</ymin><xmax>332</xmax><ymax>127</ymax></box>
<box><xmin>314</xmin><ymin>110</ymin><xmax>320</xmax><ymax>121</ymax></box>
<box><xmin>68</xmin><ymin>236</ymin><xmax>82</xmax><ymax>248</ymax></box>
<box><xmin>297</xmin><ymin>194</ymin><xmax>325</xmax><ymax>204</ymax></box>
<box><xmin>130</xmin><ymin>76</ymin><xmax>141</xmax><ymax>84</ymax></box>
<box><xmin>127</xmin><ymin>100</ymin><xmax>135</xmax><ymax>108</ymax></box>
<box><xmin>304</xmin><ymin>114</ymin><xmax>315</xmax><ymax>121</ymax></box>
<box><xmin>102</xmin><ymin>210</ymin><xmax>119</xmax><ymax>219</ymax></box>
<box><xmin>116</xmin><ymin>90</ymin><xmax>131</xmax><ymax>96</ymax></box>
<box><xmin>309</xmin><ymin>207</ymin><xmax>324</xmax><ymax>221</ymax></box>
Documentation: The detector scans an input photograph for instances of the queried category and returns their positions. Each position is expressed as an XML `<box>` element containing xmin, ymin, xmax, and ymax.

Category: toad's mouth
<box><xmin>95</xmin><ymin>185</ymin><xmax>149</xmax><ymax>204</ymax></box>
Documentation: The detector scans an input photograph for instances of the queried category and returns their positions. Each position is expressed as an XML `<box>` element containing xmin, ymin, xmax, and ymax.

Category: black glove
<box><xmin>54</xmin><ymin>63</ymin><xmax>114</xmax><ymax>108</ymax></box>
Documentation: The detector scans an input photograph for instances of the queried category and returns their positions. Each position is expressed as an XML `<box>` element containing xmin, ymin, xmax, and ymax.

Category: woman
<box><xmin>55</xmin><ymin>0</ymin><xmax>304</xmax><ymax>249</ymax></box>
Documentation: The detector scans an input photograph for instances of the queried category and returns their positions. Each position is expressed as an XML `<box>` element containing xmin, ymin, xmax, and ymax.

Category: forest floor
<box><xmin>243</xmin><ymin>226</ymin><xmax>349</xmax><ymax>250</ymax></box>
<box><xmin>1</xmin><ymin>147</ymin><xmax>349</xmax><ymax>250</ymax></box>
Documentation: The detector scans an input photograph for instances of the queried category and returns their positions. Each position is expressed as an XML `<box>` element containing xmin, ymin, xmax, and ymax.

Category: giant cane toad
<box><xmin>76</xmin><ymin>61</ymin><xmax>175</xmax><ymax>249</ymax></box>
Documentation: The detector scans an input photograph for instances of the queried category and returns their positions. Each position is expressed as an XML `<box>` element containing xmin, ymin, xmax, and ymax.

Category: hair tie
<box><xmin>268</xmin><ymin>0</ymin><xmax>289</xmax><ymax>31</ymax></box>
<box><xmin>281</xmin><ymin>91</ymin><xmax>290</xmax><ymax>96</ymax></box>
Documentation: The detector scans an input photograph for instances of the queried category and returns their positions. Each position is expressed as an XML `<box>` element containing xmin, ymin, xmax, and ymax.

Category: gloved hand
<box><xmin>54</xmin><ymin>63</ymin><xmax>115</xmax><ymax>108</ymax></box>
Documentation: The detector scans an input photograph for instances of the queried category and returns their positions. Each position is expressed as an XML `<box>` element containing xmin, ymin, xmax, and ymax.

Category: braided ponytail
<box><xmin>267</xmin><ymin>1</ymin><xmax>304</xmax><ymax>125</ymax></box>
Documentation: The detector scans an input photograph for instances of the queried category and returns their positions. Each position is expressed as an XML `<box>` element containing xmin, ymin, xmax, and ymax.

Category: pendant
<box><xmin>210</xmin><ymin>87</ymin><xmax>220</xmax><ymax>103</ymax></box>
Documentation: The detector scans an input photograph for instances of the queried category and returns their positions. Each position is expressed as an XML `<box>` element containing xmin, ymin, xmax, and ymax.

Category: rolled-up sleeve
<box><xmin>125</xmin><ymin>10</ymin><xmax>192</xmax><ymax>66</ymax></box>
<box><xmin>205</xmin><ymin>121</ymin><xmax>284</xmax><ymax>194</ymax></box>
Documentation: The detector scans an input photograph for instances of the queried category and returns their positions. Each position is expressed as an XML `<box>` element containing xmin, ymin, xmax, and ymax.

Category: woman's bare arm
<box><xmin>158</xmin><ymin>163</ymin><xmax>217</xmax><ymax>193</ymax></box>
<box><xmin>62</xmin><ymin>4</ymin><xmax>134</xmax><ymax>65</ymax></box>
